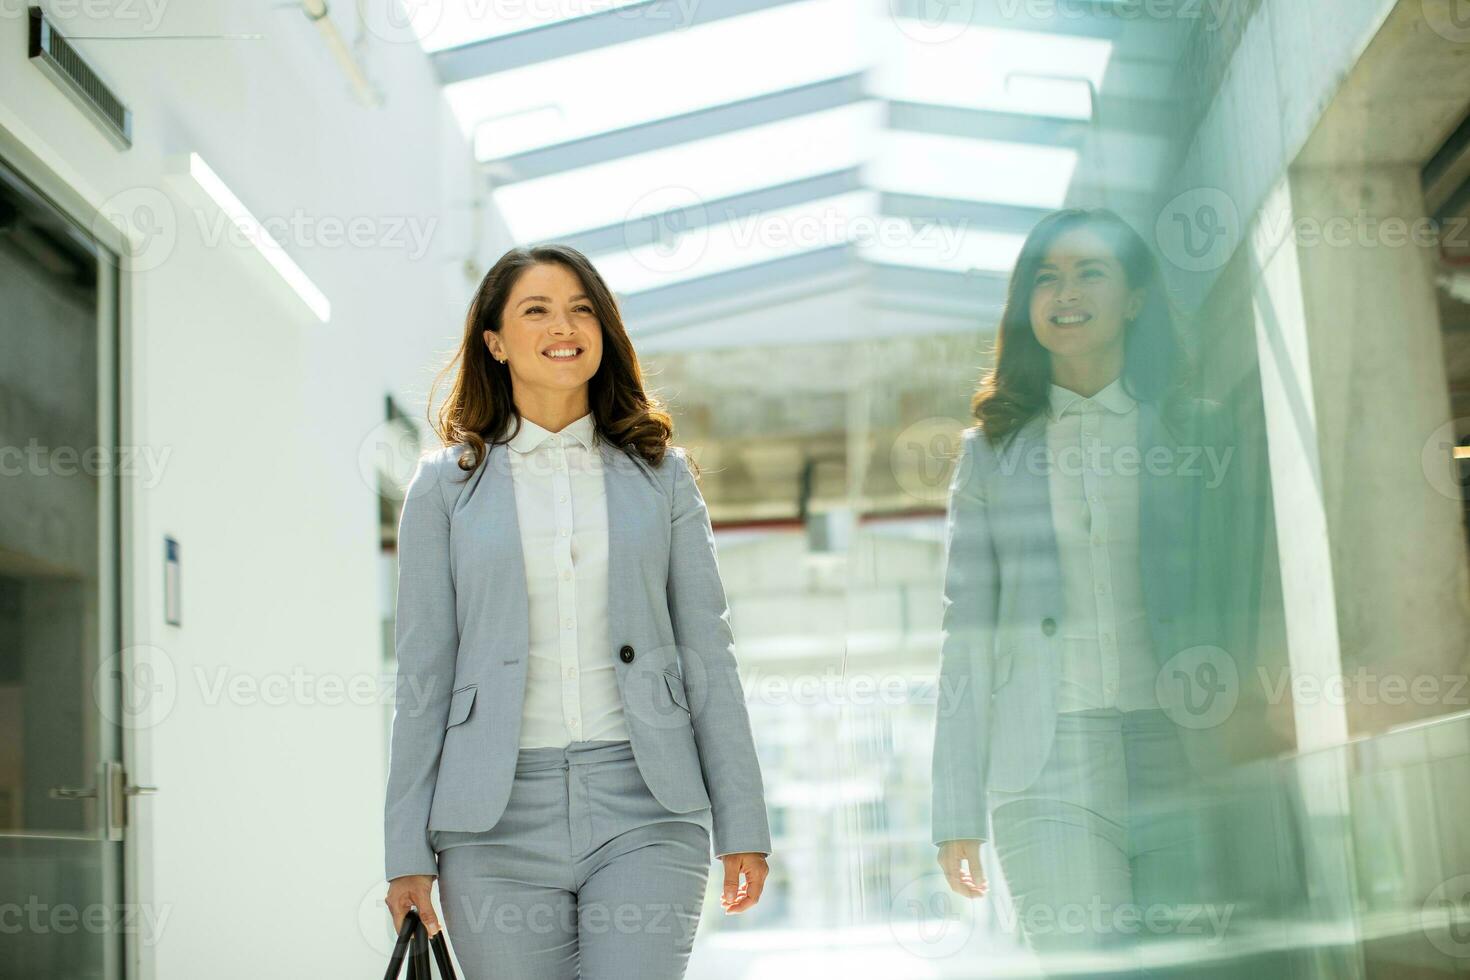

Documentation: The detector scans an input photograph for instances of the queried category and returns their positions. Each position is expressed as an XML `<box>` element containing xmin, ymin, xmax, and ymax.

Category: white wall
<box><xmin>0</xmin><ymin>2</ymin><xmax>511</xmax><ymax>975</ymax></box>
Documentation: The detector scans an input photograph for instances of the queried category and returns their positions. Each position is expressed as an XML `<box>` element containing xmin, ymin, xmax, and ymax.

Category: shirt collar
<box><xmin>1047</xmin><ymin>377</ymin><xmax>1136</xmax><ymax>420</ymax></box>
<box><xmin>504</xmin><ymin>412</ymin><xmax>597</xmax><ymax>454</ymax></box>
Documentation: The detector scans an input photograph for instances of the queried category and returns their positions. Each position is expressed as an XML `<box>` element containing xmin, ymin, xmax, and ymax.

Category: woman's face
<box><xmin>485</xmin><ymin>261</ymin><xmax>604</xmax><ymax>395</ymax></box>
<box><xmin>1028</xmin><ymin>226</ymin><xmax>1143</xmax><ymax>364</ymax></box>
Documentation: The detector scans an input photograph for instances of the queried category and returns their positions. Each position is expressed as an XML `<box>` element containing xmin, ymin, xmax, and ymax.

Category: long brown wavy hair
<box><xmin>429</xmin><ymin>244</ymin><xmax>678</xmax><ymax>475</ymax></box>
<box><xmin>972</xmin><ymin>208</ymin><xmax>1193</xmax><ymax>446</ymax></box>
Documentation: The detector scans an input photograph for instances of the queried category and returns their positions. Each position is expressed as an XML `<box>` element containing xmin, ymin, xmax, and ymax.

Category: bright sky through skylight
<box><xmin>444</xmin><ymin>0</ymin><xmax>867</xmax><ymax>160</ymax></box>
<box><xmin>494</xmin><ymin>102</ymin><xmax>880</xmax><ymax>243</ymax></box>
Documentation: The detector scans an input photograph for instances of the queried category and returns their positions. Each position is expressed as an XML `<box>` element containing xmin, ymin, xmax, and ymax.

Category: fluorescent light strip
<box><xmin>187</xmin><ymin>153</ymin><xmax>331</xmax><ymax>323</ymax></box>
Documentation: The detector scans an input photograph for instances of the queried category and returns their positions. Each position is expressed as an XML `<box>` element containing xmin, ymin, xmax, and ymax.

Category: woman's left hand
<box><xmin>718</xmin><ymin>852</ymin><xmax>769</xmax><ymax>914</ymax></box>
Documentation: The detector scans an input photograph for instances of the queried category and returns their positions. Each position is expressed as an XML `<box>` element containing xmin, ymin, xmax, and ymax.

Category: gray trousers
<box><xmin>989</xmin><ymin>708</ymin><xmax>1216</xmax><ymax>980</ymax></box>
<box><xmin>433</xmin><ymin>739</ymin><xmax>714</xmax><ymax>980</ymax></box>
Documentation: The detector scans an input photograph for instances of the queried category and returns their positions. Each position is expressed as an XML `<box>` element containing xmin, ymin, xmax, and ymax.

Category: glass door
<box><xmin>0</xmin><ymin>151</ymin><xmax>127</xmax><ymax>980</ymax></box>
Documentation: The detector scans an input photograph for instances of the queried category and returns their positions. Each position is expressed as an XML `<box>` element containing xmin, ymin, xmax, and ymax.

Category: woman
<box><xmin>930</xmin><ymin>209</ymin><xmax>1233</xmax><ymax>976</ymax></box>
<box><xmin>383</xmin><ymin>244</ymin><xmax>771</xmax><ymax>978</ymax></box>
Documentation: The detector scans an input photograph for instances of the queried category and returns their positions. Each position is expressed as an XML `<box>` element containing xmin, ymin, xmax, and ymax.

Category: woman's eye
<box><xmin>1035</xmin><ymin>274</ymin><xmax>1056</xmax><ymax>286</ymax></box>
<box><xmin>524</xmin><ymin>305</ymin><xmax>545</xmax><ymax>314</ymax></box>
<box><xmin>574</xmin><ymin>305</ymin><xmax>594</xmax><ymax>314</ymax></box>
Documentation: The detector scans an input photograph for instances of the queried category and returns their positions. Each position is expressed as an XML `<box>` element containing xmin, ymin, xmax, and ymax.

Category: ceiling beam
<box><xmin>487</xmin><ymin>74</ymin><xmax>867</xmax><ymax>182</ymax></box>
<box><xmin>545</xmin><ymin>168</ymin><xmax>865</xmax><ymax>256</ymax></box>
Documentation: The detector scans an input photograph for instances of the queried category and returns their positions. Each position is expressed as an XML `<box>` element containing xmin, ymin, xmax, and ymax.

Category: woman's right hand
<box><xmin>936</xmin><ymin>839</ymin><xmax>988</xmax><ymax>898</ymax></box>
<box><xmin>385</xmin><ymin>874</ymin><xmax>443</xmax><ymax>938</ymax></box>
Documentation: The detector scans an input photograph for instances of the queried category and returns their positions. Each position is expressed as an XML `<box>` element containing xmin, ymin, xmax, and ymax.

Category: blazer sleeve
<box><xmin>930</xmin><ymin>428</ymin><xmax>1001</xmax><ymax>846</ymax></box>
<box><xmin>665</xmin><ymin>448</ymin><xmax>773</xmax><ymax>858</ymax></box>
<box><xmin>384</xmin><ymin>450</ymin><xmax>459</xmax><ymax>880</ymax></box>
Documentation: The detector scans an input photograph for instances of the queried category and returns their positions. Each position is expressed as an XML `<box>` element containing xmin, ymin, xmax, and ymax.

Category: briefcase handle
<box><xmin>383</xmin><ymin>908</ymin><xmax>458</xmax><ymax>980</ymax></box>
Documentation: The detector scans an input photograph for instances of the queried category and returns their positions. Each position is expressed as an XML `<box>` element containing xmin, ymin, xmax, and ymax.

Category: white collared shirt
<box><xmin>502</xmin><ymin>412</ymin><xmax>630</xmax><ymax>748</ymax></box>
<box><xmin>1045</xmin><ymin>378</ymin><xmax>1159</xmax><ymax>713</ymax></box>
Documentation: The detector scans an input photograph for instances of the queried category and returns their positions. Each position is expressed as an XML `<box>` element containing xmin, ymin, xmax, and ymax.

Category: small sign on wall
<box><xmin>164</xmin><ymin>536</ymin><xmax>181</xmax><ymax>627</ymax></box>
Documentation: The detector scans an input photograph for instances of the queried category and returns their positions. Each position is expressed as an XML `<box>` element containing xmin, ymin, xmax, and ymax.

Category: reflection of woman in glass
<box><xmin>931</xmin><ymin>209</ymin><xmax>1227</xmax><ymax>977</ymax></box>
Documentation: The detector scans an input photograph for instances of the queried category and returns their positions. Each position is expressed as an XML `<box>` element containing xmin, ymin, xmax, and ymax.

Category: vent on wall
<box><xmin>27</xmin><ymin>6</ymin><xmax>132</xmax><ymax>149</ymax></box>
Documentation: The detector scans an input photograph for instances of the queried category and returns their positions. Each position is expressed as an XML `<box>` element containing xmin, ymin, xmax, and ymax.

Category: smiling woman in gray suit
<box><xmin>383</xmin><ymin>244</ymin><xmax>772</xmax><ymax>979</ymax></box>
<box><xmin>931</xmin><ymin>210</ymin><xmax>1238</xmax><ymax>977</ymax></box>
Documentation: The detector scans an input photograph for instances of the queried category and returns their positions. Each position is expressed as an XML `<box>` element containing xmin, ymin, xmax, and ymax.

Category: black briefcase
<box><xmin>383</xmin><ymin>909</ymin><xmax>458</xmax><ymax>980</ymax></box>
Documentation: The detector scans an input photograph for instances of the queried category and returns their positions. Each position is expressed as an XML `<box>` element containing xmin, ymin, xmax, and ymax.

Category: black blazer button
<box><xmin>1041</xmin><ymin>617</ymin><xmax>1057</xmax><ymax>637</ymax></box>
<box><xmin>619</xmin><ymin>645</ymin><xmax>635</xmax><ymax>663</ymax></box>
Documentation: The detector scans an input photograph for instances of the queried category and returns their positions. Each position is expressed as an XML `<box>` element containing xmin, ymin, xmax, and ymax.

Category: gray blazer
<box><xmin>385</xmin><ymin>438</ymin><xmax>772</xmax><ymax>880</ymax></box>
<box><xmin>931</xmin><ymin>399</ymin><xmax>1239</xmax><ymax>845</ymax></box>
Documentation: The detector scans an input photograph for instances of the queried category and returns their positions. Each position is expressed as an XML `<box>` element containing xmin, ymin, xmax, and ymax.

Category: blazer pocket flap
<box><xmin>662</xmin><ymin>670</ymin><xmax>690</xmax><ymax>711</ymax></box>
<box><xmin>446</xmin><ymin>684</ymin><xmax>477</xmax><ymax>728</ymax></box>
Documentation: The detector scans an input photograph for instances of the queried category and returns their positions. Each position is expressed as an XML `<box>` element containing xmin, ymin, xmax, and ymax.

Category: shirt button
<box><xmin>568</xmin><ymin>717</ymin><xmax>578</xmax><ymax>728</ymax></box>
<box><xmin>562</xmin><ymin>569</ymin><xmax>572</xmax><ymax>581</ymax></box>
<box><xmin>565</xmin><ymin>666</ymin><xmax>577</xmax><ymax>678</ymax></box>
<box><xmin>559</xmin><ymin>495</ymin><xmax>567</xmax><ymax>503</ymax></box>
<box><xmin>560</xmin><ymin>528</ymin><xmax>569</xmax><ymax>537</ymax></box>
<box><xmin>564</xmin><ymin>618</ymin><xmax>574</xmax><ymax>629</ymax></box>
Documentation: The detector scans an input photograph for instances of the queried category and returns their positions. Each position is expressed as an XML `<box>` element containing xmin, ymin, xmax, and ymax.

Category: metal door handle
<box><xmin>49</xmin><ymin>784</ymin><xmax>98</xmax><ymax>800</ymax></box>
